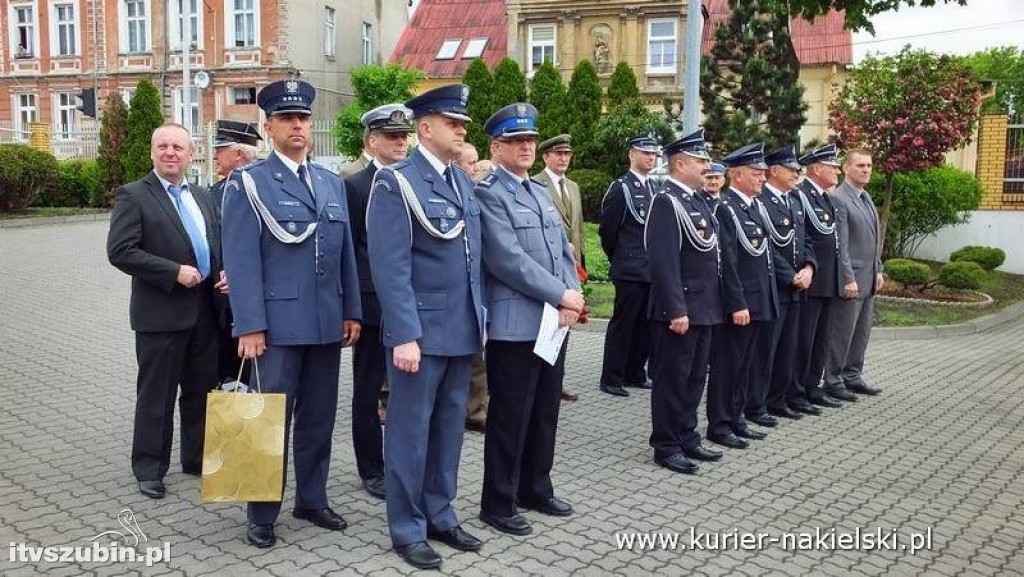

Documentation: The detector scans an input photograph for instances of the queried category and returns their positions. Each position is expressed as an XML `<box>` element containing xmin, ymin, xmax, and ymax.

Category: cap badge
<box><xmin>461</xmin><ymin>85</ymin><xmax>470</xmax><ymax>104</ymax></box>
<box><xmin>389</xmin><ymin>110</ymin><xmax>406</xmax><ymax>123</ymax></box>
<box><xmin>285</xmin><ymin>80</ymin><xmax>299</xmax><ymax>94</ymax></box>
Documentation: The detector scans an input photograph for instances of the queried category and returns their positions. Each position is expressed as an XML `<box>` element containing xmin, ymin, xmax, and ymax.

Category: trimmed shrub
<box><xmin>885</xmin><ymin>258</ymin><xmax>931</xmax><ymax>287</ymax></box>
<box><xmin>0</xmin><ymin>144</ymin><xmax>60</xmax><ymax>212</ymax></box>
<box><xmin>939</xmin><ymin>261</ymin><xmax>985</xmax><ymax>290</ymax></box>
<box><xmin>568</xmin><ymin>168</ymin><xmax>612</xmax><ymax>222</ymax></box>
<box><xmin>36</xmin><ymin>160</ymin><xmax>100</xmax><ymax>208</ymax></box>
<box><xmin>949</xmin><ymin>245</ymin><xmax>1006</xmax><ymax>271</ymax></box>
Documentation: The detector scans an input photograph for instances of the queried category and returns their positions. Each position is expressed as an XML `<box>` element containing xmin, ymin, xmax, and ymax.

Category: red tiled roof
<box><xmin>390</xmin><ymin>0</ymin><xmax>508</xmax><ymax>78</ymax></box>
<box><xmin>701</xmin><ymin>0</ymin><xmax>852</xmax><ymax>66</ymax></box>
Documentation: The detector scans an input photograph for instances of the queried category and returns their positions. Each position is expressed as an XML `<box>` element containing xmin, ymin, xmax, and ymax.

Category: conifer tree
<box><xmin>97</xmin><ymin>94</ymin><xmax>129</xmax><ymax>207</ymax></box>
<box><xmin>566</xmin><ymin>59</ymin><xmax>603</xmax><ymax>169</ymax></box>
<box><xmin>463</xmin><ymin>57</ymin><xmax>496</xmax><ymax>154</ymax></box>
<box><xmin>607</xmin><ymin>62</ymin><xmax>640</xmax><ymax>110</ymax></box>
<box><xmin>122</xmin><ymin>79</ymin><xmax>165</xmax><ymax>183</ymax></box>
<box><xmin>528</xmin><ymin>60</ymin><xmax>569</xmax><ymax>140</ymax></box>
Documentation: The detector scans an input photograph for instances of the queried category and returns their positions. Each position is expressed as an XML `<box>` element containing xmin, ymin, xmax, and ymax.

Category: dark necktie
<box><xmin>297</xmin><ymin>164</ymin><xmax>314</xmax><ymax>201</ymax></box>
<box><xmin>168</xmin><ymin>185</ymin><xmax>210</xmax><ymax>279</ymax></box>
<box><xmin>444</xmin><ymin>165</ymin><xmax>461</xmax><ymax>203</ymax></box>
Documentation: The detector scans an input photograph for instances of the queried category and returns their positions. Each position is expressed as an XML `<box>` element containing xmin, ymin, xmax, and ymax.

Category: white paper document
<box><xmin>533</xmin><ymin>303</ymin><xmax>570</xmax><ymax>366</ymax></box>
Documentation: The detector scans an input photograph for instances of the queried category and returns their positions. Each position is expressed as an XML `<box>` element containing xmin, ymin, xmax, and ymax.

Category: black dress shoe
<box><xmin>293</xmin><ymin>507</ymin><xmax>347</xmax><ymax>531</ymax></box>
<box><xmin>600</xmin><ymin>383</ymin><xmax>629</xmax><ymax>397</ymax></box>
<box><xmin>560</xmin><ymin>388</ymin><xmax>580</xmax><ymax>402</ymax></box>
<box><xmin>655</xmin><ymin>453</ymin><xmax>699</xmax><ymax>474</ymax></box>
<box><xmin>746</xmin><ymin>413</ymin><xmax>778</xmax><ymax>427</ymax></box>
<box><xmin>465</xmin><ymin>418</ymin><xmax>486</xmax><ymax>433</ymax></box>
<box><xmin>683</xmin><ymin>444</ymin><xmax>723</xmax><ymax>461</ymax></box>
<box><xmin>362</xmin><ymin>475</ymin><xmax>385</xmax><ymax>500</ymax></box>
<box><xmin>182</xmin><ymin>464</ymin><xmax>201</xmax><ymax>476</ymax></box>
<box><xmin>519</xmin><ymin>496</ymin><xmax>573</xmax><ymax>517</ymax></box>
<box><xmin>479</xmin><ymin>511</ymin><xmax>533</xmax><ymax>536</ymax></box>
<box><xmin>246</xmin><ymin>523</ymin><xmax>276</xmax><ymax>548</ymax></box>
<box><xmin>138</xmin><ymin>480</ymin><xmax>165</xmax><ymax>499</ymax></box>
<box><xmin>809</xmin><ymin>394</ymin><xmax>843</xmax><ymax>408</ymax></box>
<box><xmin>733</xmin><ymin>425</ymin><xmax>767</xmax><ymax>440</ymax></box>
<box><xmin>846</xmin><ymin>381</ymin><xmax>881</xmax><ymax>395</ymax></box>
<box><xmin>767</xmin><ymin>406</ymin><xmax>804</xmax><ymax>420</ymax></box>
<box><xmin>790</xmin><ymin>402</ymin><xmax>822</xmax><ymax>416</ymax></box>
<box><xmin>395</xmin><ymin>541</ymin><xmax>442</xmax><ymax>570</ymax></box>
<box><xmin>826</xmin><ymin>388</ymin><xmax>858</xmax><ymax>402</ymax></box>
<box><xmin>708</xmin><ymin>432</ymin><xmax>749</xmax><ymax>449</ymax></box>
<box><xmin>625</xmin><ymin>379</ymin><xmax>653</xmax><ymax>390</ymax></box>
<box><xmin>427</xmin><ymin>525</ymin><xmax>483</xmax><ymax>551</ymax></box>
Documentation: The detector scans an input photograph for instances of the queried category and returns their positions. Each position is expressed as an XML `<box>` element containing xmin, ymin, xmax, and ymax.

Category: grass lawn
<box><xmin>0</xmin><ymin>207</ymin><xmax>108</xmax><ymax>219</ymax></box>
<box><xmin>583</xmin><ymin>222</ymin><xmax>1024</xmax><ymax>326</ymax></box>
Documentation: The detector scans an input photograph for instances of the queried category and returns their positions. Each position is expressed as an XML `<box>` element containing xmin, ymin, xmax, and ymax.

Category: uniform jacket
<box><xmin>532</xmin><ymin>169</ymin><xmax>585</xmax><ymax>266</ymax></box>
<box><xmin>645</xmin><ymin>179</ymin><xmax>725</xmax><ymax>326</ymax></box>
<box><xmin>210</xmin><ymin>178</ymin><xmax>227</xmax><ymax>220</ymax></box>
<box><xmin>599</xmin><ymin>171</ymin><xmax>653</xmax><ymax>283</ymax></box>
<box><xmin>107</xmin><ymin>171</ymin><xmax>222</xmax><ymax>333</ymax></box>
<box><xmin>344</xmin><ymin>162</ymin><xmax>382</xmax><ymax>326</ymax></box>
<box><xmin>366</xmin><ymin>147</ymin><xmax>485</xmax><ymax>356</ymax></box>
<box><xmin>221</xmin><ymin>152</ymin><xmax>362</xmax><ymax>346</ymax></box>
<box><xmin>759</xmin><ymin>184</ymin><xmax>817</xmax><ymax>303</ymax></box>
<box><xmin>796</xmin><ymin>178</ymin><xmax>842</xmax><ymax>298</ymax></box>
<box><xmin>477</xmin><ymin>166</ymin><xmax>579</xmax><ymax>342</ymax></box>
<box><xmin>832</xmin><ymin>181</ymin><xmax>883</xmax><ymax>298</ymax></box>
<box><xmin>716</xmin><ymin>188</ymin><xmax>779</xmax><ymax>321</ymax></box>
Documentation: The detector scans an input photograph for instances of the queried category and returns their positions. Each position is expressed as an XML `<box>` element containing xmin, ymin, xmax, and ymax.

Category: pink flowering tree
<box><xmin>828</xmin><ymin>47</ymin><xmax>981</xmax><ymax>252</ymax></box>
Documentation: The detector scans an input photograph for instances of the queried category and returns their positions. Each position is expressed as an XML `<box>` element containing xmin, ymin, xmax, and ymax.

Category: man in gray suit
<box><xmin>824</xmin><ymin>149</ymin><xmax>884</xmax><ymax>397</ymax></box>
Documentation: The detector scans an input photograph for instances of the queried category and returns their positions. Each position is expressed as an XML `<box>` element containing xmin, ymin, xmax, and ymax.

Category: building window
<box><xmin>362</xmin><ymin>22</ymin><xmax>372</xmax><ymax>64</ymax></box>
<box><xmin>13</xmin><ymin>4</ymin><xmax>36</xmax><ymax>58</ymax></box>
<box><xmin>528</xmin><ymin>24</ymin><xmax>556</xmax><ymax>72</ymax></box>
<box><xmin>229</xmin><ymin>0</ymin><xmax>257</xmax><ymax>48</ymax></box>
<box><xmin>121</xmin><ymin>88</ymin><xmax>135</xmax><ymax>106</ymax></box>
<box><xmin>124</xmin><ymin>0</ymin><xmax>149</xmax><ymax>53</ymax></box>
<box><xmin>15</xmin><ymin>94</ymin><xmax>37</xmax><ymax>135</ymax></box>
<box><xmin>462</xmin><ymin>37</ymin><xmax>487</xmax><ymax>59</ymax></box>
<box><xmin>53</xmin><ymin>2</ymin><xmax>77</xmax><ymax>56</ymax></box>
<box><xmin>231</xmin><ymin>86</ymin><xmax>257</xmax><ymax>105</ymax></box>
<box><xmin>647</xmin><ymin>18</ymin><xmax>677</xmax><ymax>74</ymax></box>
<box><xmin>170</xmin><ymin>0</ymin><xmax>200</xmax><ymax>50</ymax></box>
<box><xmin>175</xmin><ymin>87</ymin><xmax>200</xmax><ymax>134</ymax></box>
<box><xmin>436</xmin><ymin>38</ymin><xmax>461</xmax><ymax>60</ymax></box>
<box><xmin>324</xmin><ymin>7</ymin><xmax>336</xmax><ymax>58</ymax></box>
<box><xmin>55</xmin><ymin>92</ymin><xmax>78</xmax><ymax>139</ymax></box>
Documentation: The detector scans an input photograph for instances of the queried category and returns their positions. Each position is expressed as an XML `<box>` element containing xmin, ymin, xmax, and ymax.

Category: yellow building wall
<box><xmin>977</xmin><ymin>113</ymin><xmax>1011</xmax><ymax>210</ymax></box>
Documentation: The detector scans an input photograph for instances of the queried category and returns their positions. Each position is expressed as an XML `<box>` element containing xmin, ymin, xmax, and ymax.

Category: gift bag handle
<box><xmin>234</xmin><ymin>357</ymin><xmax>263</xmax><ymax>394</ymax></box>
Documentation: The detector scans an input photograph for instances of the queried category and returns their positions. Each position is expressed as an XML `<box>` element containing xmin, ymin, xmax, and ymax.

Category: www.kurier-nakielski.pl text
<box><xmin>615</xmin><ymin>527</ymin><xmax>933</xmax><ymax>554</ymax></box>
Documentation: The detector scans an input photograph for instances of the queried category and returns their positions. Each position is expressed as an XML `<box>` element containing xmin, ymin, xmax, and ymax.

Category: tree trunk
<box><xmin>878</xmin><ymin>173</ymin><xmax>894</xmax><ymax>260</ymax></box>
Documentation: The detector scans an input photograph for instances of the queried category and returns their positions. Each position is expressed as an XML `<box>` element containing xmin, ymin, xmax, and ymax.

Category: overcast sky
<box><xmin>852</xmin><ymin>0</ymin><xmax>1024</xmax><ymax>62</ymax></box>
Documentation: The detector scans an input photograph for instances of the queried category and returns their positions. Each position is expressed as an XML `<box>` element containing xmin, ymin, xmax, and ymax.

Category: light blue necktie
<box><xmin>168</xmin><ymin>185</ymin><xmax>210</xmax><ymax>280</ymax></box>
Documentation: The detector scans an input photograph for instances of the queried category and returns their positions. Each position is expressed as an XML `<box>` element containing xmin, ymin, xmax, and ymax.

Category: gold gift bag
<box><xmin>201</xmin><ymin>359</ymin><xmax>287</xmax><ymax>502</ymax></box>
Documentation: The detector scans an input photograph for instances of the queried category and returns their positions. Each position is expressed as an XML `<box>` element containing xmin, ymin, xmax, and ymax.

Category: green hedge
<box><xmin>939</xmin><ymin>261</ymin><xmax>985</xmax><ymax>290</ymax></box>
<box><xmin>885</xmin><ymin>258</ymin><xmax>931</xmax><ymax>287</ymax></box>
<box><xmin>34</xmin><ymin>160</ymin><xmax>101</xmax><ymax>208</ymax></box>
<box><xmin>0</xmin><ymin>145</ymin><xmax>60</xmax><ymax>213</ymax></box>
<box><xmin>949</xmin><ymin>245</ymin><xmax>1006</xmax><ymax>271</ymax></box>
<box><xmin>568</xmin><ymin>168</ymin><xmax>612</xmax><ymax>223</ymax></box>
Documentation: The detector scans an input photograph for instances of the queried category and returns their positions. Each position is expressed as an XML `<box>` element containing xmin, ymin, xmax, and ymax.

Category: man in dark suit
<box><xmin>756</xmin><ymin>146</ymin><xmax>820</xmax><ymax>421</ymax></box>
<box><xmin>826</xmin><ymin>149</ymin><xmax>884</xmax><ymax>397</ymax></box>
<box><xmin>598</xmin><ymin>134</ymin><xmax>661</xmax><ymax>397</ymax></box>
<box><xmin>645</xmin><ymin>128</ymin><xmax>725</xmax><ymax>475</ymax></box>
<box><xmin>367</xmin><ymin>84</ymin><xmax>487</xmax><ymax>570</ymax></box>
<box><xmin>221</xmin><ymin>79</ymin><xmax>362</xmax><ymax>548</ymax></box>
<box><xmin>107</xmin><ymin>122</ymin><xmax>226</xmax><ymax>499</ymax></box>
<box><xmin>706</xmin><ymin>143</ymin><xmax>779</xmax><ymax>449</ymax></box>
<box><xmin>794</xmin><ymin>144</ymin><xmax>849</xmax><ymax>407</ymax></box>
<box><xmin>345</xmin><ymin>103</ymin><xmax>413</xmax><ymax>500</ymax></box>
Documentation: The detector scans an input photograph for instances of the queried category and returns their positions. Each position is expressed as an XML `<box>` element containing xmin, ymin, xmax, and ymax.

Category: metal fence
<box><xmin>1005</xmin><ymin>113</ymin><xmax>1024</xmax><ymax>195</ymax></box>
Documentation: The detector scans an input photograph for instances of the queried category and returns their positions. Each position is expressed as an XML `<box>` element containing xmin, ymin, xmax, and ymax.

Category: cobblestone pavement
<box><xmin>2</xmin><ymin>221</ymin><xmax>1023</xmax><ymax>576</ymax></box>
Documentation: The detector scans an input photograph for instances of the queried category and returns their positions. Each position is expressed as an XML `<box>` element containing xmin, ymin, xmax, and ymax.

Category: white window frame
<box><xmin>436</xmin><ymin>38</ymin><xmax>461</xmax><ymax>60</ymax></box>
<box><xmin>225</xmin><ymin>0</ymin><xmax>260</xmax><ymax>49</ymax></box>
<box><xmin>119</xmin><ymin>0</ymin><xmax>151</xmax><ymax>54</ymax></box>
<box><xmin>10</xmin><ymin>2</ymin><xmax>39</xmax><ymax>59</ymax></box>
<box><xmin>361</xmin><ymin>22</ymin><xmax>372</xmax><ymax>64</ymax></box>
<box><xmin>462</xmin><ymin>37</ymin><xmax>488</xmax><ymax>59</ymax></box>
<box><xmin>121</xmin><ymin>87</ymin><xmax>135</xmax><ymax>106</ymax></box>
<box><xmin>323</xmin><ymin>7</ymin><xmax>336</xmax><ymax>58</ymax></box>
<box><xmin>528</xmin><ymin>24</ymin><xmax>556</xmax><ymax>73</ymax></box>
<box><xmin>14</xmin><ymin>93</ymin><xmax>37</xmax><ymax>136</ymax></box>
<box><xmin>647</xmin><ymin>18</ymin><xmax>678</xmax><ymax>74</ymax></box>
<box><xmin>230</xmin><ymin>86</ymin><xmax>256</xmax><ymax>105</ymax></box>
<box><xmin>53</xmin><ymin>92</ymin><xmax>78</xmax><ymax>139</ymax></box>
<box><xmin>50</xmin><ymin>1</ymin><xmax>79</xmax><ymax>57</ymax></box>
<box><xmin>174</xmin><ymin>87</ymin><xmax>201</xmax><ymax>134</ymax></box>
<box><xmin>169</xmin><ymin>0</ymin><xmax>202</xmax><ymax>51</ymax></box>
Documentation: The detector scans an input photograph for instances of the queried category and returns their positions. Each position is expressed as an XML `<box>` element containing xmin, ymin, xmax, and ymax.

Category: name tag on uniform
<box><xmin>278</xmin><ymin>200</ymin><xmax>300</xmax><ymax>207</ymax></box>
<box><xmin>515</xmin><ymin>208</ymin><xmax>532</xmax><ymax>213</ymax></box>
<box><xmin>689</xmin><ymin>211</ymin><xmax>702</xmax><ymax>217</ymax></box>
<box><xmin>427</xmin><ymin>198</ymin><xmax>446</xmax><ymax>204</ymax></box>
<box><xmin>546</xmin><ymin>206</ymin><xmax>556</xmax><ymax>212</ymax></box>
<box><xmin>745</xmin><ymin>220</ymin><xmax>756</xmax><ymax>225</ymax></box>
<box><xmin>327</xmin><ymin>202</ymin><xmax>340</xmax><ymax>207</ymax></box>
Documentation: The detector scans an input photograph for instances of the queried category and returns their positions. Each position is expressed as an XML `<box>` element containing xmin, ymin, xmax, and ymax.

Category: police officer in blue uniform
<box><xmin>645</xmin><ymin>128</ymin><xmax>725</xmax><ymax>475</ymax></box>
<box><xmin>794</xmin><ymin>144</ymin><xmax>848</xmax><ymax>408</ymax></box>
<box><xmin>476</xmin><ymin>102</ymin><xmax>584</xmax><ymax>536</ymax></box>
<box><xmin>345</xmin><ymin>103</ymin><xmax>414</xmax><ymax>501</ymax></box>
<box><xmin>221</xmin><ymin>79</ymin><xmax>362</xmax><ymax>549</ymax></box>
<box><xmin>700</xmin><ymin>161</ymin><xmax>726</xmax><ymax>207</ymax></box>
<box><xmin>366</xmin><ymin>84</ymin><xmax>487</xmax><ymax>571</ymax></box>
<box><xmin>706</xmin><ymin>142</ymin><xmax>779</xmax><ymax>449</ymax></box>
<box><xmin>598</xmin><ymin>134</ymin><xmax>661</xmax><ymax>397</ymax></box>
<box><xmin>756</xmin><ymin>146</ymin><xmax>821</xmax><ymax>421</ymax></box>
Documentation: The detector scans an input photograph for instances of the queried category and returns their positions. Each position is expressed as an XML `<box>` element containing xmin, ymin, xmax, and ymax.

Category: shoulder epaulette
<box><xmin>480</xmin><ymin>173</ymin><xmax>498</xmax><ymax>187</ymax></box>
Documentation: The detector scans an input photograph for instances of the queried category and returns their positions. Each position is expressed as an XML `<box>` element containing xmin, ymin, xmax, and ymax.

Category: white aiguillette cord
<box><xmin>368</xmin><ymin>166</ymin><xmax>465</xmax><ymax>241</ymax></box>
<box><xmin>239</xmin><ymin>170</ymin><xmax>317</xmax><ymax>244</ymax></box>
